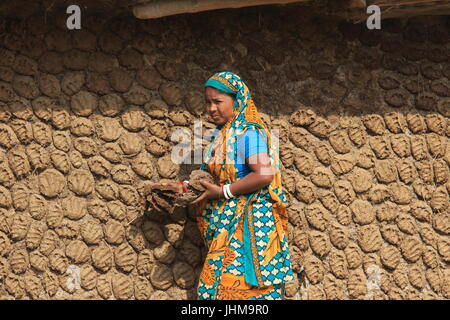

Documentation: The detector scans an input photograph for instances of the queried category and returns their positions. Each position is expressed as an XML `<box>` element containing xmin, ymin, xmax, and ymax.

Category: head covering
<box><xmin>204</xmin><ymin>75</ymin><xmax>237</xmax><ymax>96</ymax></box>
<box><xmin>202</xmin><ymin>71</ymin><xmax>288</xmax><ymax>208</ymax></box>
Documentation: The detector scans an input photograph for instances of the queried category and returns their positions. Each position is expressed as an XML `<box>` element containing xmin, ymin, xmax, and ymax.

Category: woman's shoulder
<box><xmin>239</xmin><ymin>125</ymin><xmax>267</xmax><ymax>141</ymax></box>
<box><xmin>237</xmin><ymin>127</ymin><xmax>268</xmax><ymax>153</ymax></box>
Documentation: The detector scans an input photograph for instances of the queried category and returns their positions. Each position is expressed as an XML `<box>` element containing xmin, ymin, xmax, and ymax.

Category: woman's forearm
<box><xmin>228</xmin><ymin>171</ymin><xmax>273</xmax><ymax>196</ymax></box>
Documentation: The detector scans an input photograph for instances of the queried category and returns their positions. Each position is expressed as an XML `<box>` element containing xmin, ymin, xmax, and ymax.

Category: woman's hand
<box><xmin>190</xmin><ymin>180</ymin><xmax>222</xmax><ymax>204</ymax></box>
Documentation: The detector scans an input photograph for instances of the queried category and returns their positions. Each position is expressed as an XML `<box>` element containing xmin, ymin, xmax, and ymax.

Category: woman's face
<box><xmin>205</xmin><ymin>87</ymin><xmax>235</xmax><ymax>125</ymax></box>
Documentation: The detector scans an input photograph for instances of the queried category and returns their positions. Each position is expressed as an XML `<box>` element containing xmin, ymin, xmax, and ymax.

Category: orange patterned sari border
<box><xmin>210</xmin><ymin>75</ymin><xmax>238</xmax><ymax>92</ymax></box>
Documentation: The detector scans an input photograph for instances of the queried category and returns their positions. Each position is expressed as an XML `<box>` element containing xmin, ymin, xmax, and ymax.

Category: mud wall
<box><xmin>0</xmin><ymin>7</ymin><xmax>448</xmax><ymax>300</ymax></box>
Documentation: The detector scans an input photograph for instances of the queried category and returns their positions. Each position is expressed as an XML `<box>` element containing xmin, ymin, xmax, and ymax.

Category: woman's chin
<box><xmin>212</xmin><ymin>118</ymin><xmax>226</xmax><ymax>125</ymax></box>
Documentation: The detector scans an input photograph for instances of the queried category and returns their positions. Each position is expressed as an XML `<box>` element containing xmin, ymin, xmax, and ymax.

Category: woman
<box><xmin>156</xmin><ymin>71</ymin><xmax>294</xmax><ymax>300</ymax></box>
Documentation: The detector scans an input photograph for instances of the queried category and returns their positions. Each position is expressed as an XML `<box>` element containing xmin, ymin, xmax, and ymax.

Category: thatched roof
<box><xmin>0</xmin><ymin>0</ymin><xmax>449</xmax><ymax>22</ymax></box>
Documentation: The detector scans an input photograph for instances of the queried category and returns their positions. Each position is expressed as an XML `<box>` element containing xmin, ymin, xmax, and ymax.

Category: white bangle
<box><xmin>227</xmin><ymin>184</ymin><xmax>235</xmax><ymax>198</ymax></box>
<box><xmin>183</xmin><ymin>180</ymin><xmax>189</xmax><ymax>184</ymax></box>
<box><xmin>222</xmin><ymin>185</ymin><xmax>229</xmax><ymax>200</ymax></box>
<box><xmin>224</xmin><ymin>184</ymin><xmax>230</xmax><ymax>199</ymax></box>
<box><xmin>224</xmin><ymin>184</ymin><xmax>235</xmax><ymax>199</ymax></box>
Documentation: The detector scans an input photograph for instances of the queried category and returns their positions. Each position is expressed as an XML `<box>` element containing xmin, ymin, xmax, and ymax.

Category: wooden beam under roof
<box><xmin>133</xmin><ymin>0</ymin><xmax>311</xmax><ymax>19</ymax></box>
<box><xmin>132</xmin><ymin>0</ymin><xmax>450</xmax><ymax>21</ymax></box>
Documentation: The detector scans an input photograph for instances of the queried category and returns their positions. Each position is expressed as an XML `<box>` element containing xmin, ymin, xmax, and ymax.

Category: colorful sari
<box><xmin>195</xmin><ymin>71</ymin><xmax>294</xmax><ymax>300</ymax></box>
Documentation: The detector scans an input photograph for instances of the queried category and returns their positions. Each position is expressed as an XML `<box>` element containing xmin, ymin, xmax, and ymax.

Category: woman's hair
<box><xmin>206</xmin><ymin>86</ymin><xmax>236</xmax><ymax>100</ymax></box>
